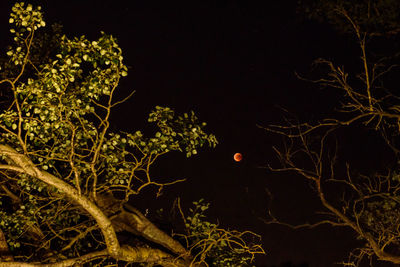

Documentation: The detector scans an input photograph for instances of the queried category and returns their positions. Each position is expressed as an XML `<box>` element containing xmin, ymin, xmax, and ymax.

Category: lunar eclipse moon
<box><xmin>233</xmin><ymin>153</ymin><xmax>243</xmax><ymax>162</ymax></box>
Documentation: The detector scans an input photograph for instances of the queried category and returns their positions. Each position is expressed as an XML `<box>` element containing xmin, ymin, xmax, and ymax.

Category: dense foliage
<box><xmin>0</xmin><ymin>2</ymin><xmax>263</xmax><ymax>266</ymax></box>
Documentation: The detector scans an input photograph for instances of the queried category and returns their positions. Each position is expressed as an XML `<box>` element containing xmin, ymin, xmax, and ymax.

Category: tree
<box><xmin>297</xmin><ymin>0</ymin><xmax>400</xmax><ymax>37</ymax></box>
<box><xmin>265</xmin><ymin>0</ymin><xmax>400</xmax><ymax>266</ymax></box>
<box><xmin>0</xmin><ymin>2</ymin><xmax>264</xmax><ymax>266</ymax></box>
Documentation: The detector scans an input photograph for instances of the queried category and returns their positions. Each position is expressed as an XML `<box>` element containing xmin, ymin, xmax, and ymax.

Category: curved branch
<box><xmin>0</xmin><ymin>246</ymin><xmax>190</xmax><ymax>267</ymax></box>
<box><xmin>96</xmin><ymin>193</ymin><xmax>191</xmax><ymax>260</ymax></box>
<box><xmin>0</xmin><ymin>145</ymin><xmax>120</xmax><ymax>258</ymax></box>
<box><xmin>119</xmin><ymin>204</ymin><xmax>189</xmax><ymax>258</ymax></box>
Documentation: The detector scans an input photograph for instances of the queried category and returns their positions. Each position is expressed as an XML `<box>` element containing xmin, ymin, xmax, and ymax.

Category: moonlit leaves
<box><xmin>6</xmin><ymin>46</ymin><xmax>25</xmax><ymax>65</ymax></box>
<box><xmin>147</xmin><ymin>106</ymin><xmax>218</xmax><ymax>157</ymax></box>
<box><xmin>0</xmin><ymin>111</ymin><xmax>18</xmax><ymax>132</ymax></box>
<box><xmin>185</xmin><ymin>199</ymin><xmax>257</xmax><ymax>265</ymax></box>
<box><xmin>53</xmin><ymin>33</ymin><xmax>128</xmax><ymax>99</ymax></box>
<box><xmin>6</xmin><ymin>3</ymin><xmax>46</xmax><ymax>64</ymax></box>
<box><xmin>8</xmin><ymin>2</ymin><xmax>45</xmax><ymax>34</ymax></box>
<box><xmin>97</xmin><ymin>106</ymin><xmax>217</xmax><ymax>186</ymax></box>
<box><xmin>0</xmin><ymin>2</ymin><xmax>218</xmax><ymax>258</ymax></box>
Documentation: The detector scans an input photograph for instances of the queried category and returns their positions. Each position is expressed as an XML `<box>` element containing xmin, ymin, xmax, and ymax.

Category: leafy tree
<box><xmin>0</xmin><ymin>2</ymin><xmax>264</xmax><ymax>266</ymax></box>
<box><xmin>265</xmin><ymin>0</ymin><xmax>400</xmax><ymax>266</ymax></box>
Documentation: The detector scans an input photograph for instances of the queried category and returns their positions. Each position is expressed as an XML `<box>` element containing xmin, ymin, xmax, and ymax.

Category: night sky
<box><xmin>0</xmin><ymin>1</ymin><xmax>394</xmax><ymax>266</ymax></box>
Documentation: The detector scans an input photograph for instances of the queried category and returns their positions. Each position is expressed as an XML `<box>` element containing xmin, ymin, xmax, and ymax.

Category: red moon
<box><xmin>233</xmin><ymin>153</ymin><xmax>243</xmax><ymax>162</ymax></box>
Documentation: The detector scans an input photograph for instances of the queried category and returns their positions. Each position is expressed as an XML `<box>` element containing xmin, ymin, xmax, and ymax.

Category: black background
<box><xmin>0</xmin><ymin>1</ymin><xmax>395</xmax><ymax>266</ymax></box>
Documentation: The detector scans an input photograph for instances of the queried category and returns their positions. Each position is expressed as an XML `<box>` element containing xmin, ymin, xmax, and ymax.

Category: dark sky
<box><xmin>0</xmin><ymin>1</ymin><xmax>395</xmax><ymax>266</ymax></box>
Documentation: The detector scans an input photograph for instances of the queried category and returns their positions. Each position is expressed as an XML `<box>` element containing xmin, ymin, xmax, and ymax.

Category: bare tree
<box><xmin>264</xmin><ymin>1</ymin><xmax>400</xmax><ymax>266</ymax></box>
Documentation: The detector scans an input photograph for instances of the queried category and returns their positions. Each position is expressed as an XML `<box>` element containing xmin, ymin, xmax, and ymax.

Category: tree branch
<box><xmin>0</xmin><ymin>145</ymin><xmax>120</xmax><ymax>259</ymax></box>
